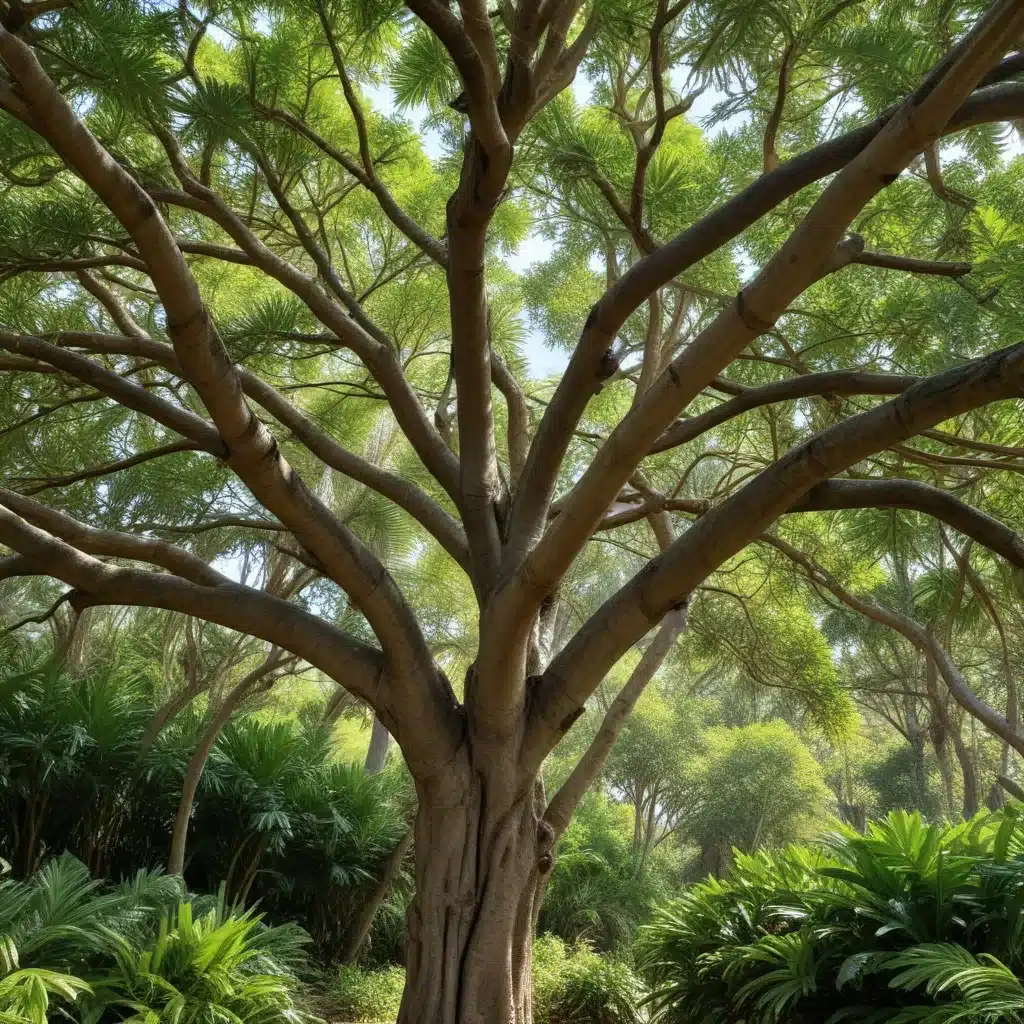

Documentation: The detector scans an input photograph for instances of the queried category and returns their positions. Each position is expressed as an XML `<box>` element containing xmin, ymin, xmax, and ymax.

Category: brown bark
<box><xmin>399</xmin><ymin>759</ymin><xmax>548</xmax><ymax>1024</ymax></box>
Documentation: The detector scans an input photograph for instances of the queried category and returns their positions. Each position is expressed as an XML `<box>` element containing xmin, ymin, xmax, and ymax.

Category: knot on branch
<box><xmin>596</xmin><ymin>348</ymin><xmax>619</xmax><ymax>381</ymax></box>
<box><xmin>735</xmin><ymin>291</ymin><xmax>775</xmax><ymax>334</ymax></box>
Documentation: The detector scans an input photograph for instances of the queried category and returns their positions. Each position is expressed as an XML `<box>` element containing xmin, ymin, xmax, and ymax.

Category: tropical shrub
<box><xmin>0</xmin><ymin>661</ymin><xmax>408</xmax><ymax>959</ymax></box>
<box><xmin>639</xmin><ymin>808</ymin><xmax>1024</xmax><ymax>1022</ymax></box>
<box><xmin>0</xmin><ymin>853</ymin><xmax>314</xmax><ymax>1023</ymax></box>
<box><xmin>540</xmin><ymin>794</ymin><xmax>672</xmax><ymax>952</ymax></box>
<box><xmin>328</xmin><ymin>965</ymin><xmax>406</xmax><ymax>1022</ymax></box>
<box><xmin>533</xmin><ymin>935</ymin><xmax>647</xmax><ymax>1024</ymax></box>
<box><xmin>91</xmin><ymin>899</ymin><xmax>313</xmax><ymax>1024</ymax></box>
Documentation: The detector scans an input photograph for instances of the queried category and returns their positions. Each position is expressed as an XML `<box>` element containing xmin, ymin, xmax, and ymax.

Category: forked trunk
<box><xmin>398</xmin><ymin>753</ymin><xmax>550</xmax><ymax>1024</ymax></box>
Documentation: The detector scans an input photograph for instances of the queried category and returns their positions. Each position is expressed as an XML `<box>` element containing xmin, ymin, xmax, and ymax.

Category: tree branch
<box><xmin>0</xmin><ymin>504</ymin><xmax>402</xmax><ymax>726</ymax></box>
<box><xmin>16</xmin><ymin>438</ymin><xmax>204</xmax><ymax>495</ymax></box>
<box><xmin>528</xmin><ymin>335</ymin><xmax>1024</xmax><ymax>769</ymax></box>
<box><xmin>0</xmin><ymin>27</ymin><xmax>463</xmax><ymax>774</ymax></box>
<box><xmin>855</xmin><ymin>249</ymin><xmax>973</xmax><ymax>276</ymax></box>
<box><xmin>0</xmin><ymin>488</ymin><xmax>233</xmax><ymax>586</ymax></box>
<box><xmin>511</xmin><ymin>79</ymin><xmax>1024</xmax><ymax>546</ymax></box>
<box><xmin>650</xmin><ymin>371</ymin><xmax>919</xmax><ymax>454</ymax></box>
<box><xmin>764</xmin><ymin>532</ymin><xmax>1024</xmax><ymax>758</ymax></box>
<box><xmin>790</xmin><ymin>479</ymin><xmax>1024</xmax><ymax>568</ymax></box>
<box><xmin>500</xmin><ymin>7</ymin><xmax>1024</xmax><ymax>688</ymax></box>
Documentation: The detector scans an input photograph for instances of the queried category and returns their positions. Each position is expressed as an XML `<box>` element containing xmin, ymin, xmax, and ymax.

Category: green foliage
<box><xmin>679</xmin><ymin>721</ymin><xmax>833</xmax><ymax>868</ymax></box>
<box><xmin>533</xmin><ymin>935</ymin><xmax>647</xmax><ymax>1024</ymax></box>
<box><xmin>0</xmin><ymin>854</ymin><xmax>312</xmax><ymax>1024</ymax></box>
<box><xmin>639</xmin><ymin>807</ymin><xmax>1024</xmax><ymax>1023</ymax></box>
<box><xmin>0</xmin><ymin>660</ymin><xmax>408</xmax><ymax>961</ymax></box>
<box><xmin>541</xmin><ymin>794</ymin><xmax>671</xmax><ymax>952</ymax></box>
<box><xmin>327</xmin><ymin>965</ymin><xmax>406</xmax><ymax>1022</ymax></box>
<box><xmin>92</xmin><ymin>898</ymin><xmax>312</xmax><ymax>1024</ymax></box>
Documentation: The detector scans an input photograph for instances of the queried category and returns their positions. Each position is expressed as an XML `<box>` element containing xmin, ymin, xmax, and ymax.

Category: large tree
<box><xmin>3</xmin><ymin>0</ymin><xmax>1024</xmax><ymax>1019</ymax></box>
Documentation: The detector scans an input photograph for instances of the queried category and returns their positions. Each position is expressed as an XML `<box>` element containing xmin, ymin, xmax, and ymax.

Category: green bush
<box><xmin>639</xmin><ymin>807</ymin><xmax>1024</xmax><ymax>1023</ymax></box>
<box><xmin>328</xmin><ymin>965</ymin><xmax>406</xmax><ymax>1022</ymax></box>
<box><xmin>0</xmin><ymin>854</ymin><xmax>314</xmax><ymax>1023</ymax></box>
<box><xmin>534</xmin><ymin>934</ymin><xmax>646</xmax><ymax>1024</ymax></box>
<box><xmin>323</xmin><ymin>939</ymin><xmax>646</xmax><ymax>1023</ymax></box>
<box><xmin>0</xmin><ymin>660</ymin><xmax>409</xmax><ymax>960</ymax></box>
<box><xmin>540</xmin><ymin>794</ymin><xmax>671</xmax><ymax>952</ymax></box>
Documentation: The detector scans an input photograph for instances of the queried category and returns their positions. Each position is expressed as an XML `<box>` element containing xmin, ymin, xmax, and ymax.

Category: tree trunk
<box><xmin>364</xmin><ymin>713</ymin><xmax>391</xmax><ymax>775</ymax></box>
<box><xmin>398</xmin><ymin>759</ymin><xmax>550</xmax><ymax>1024</ymax></box>
<box><xmin>909</xmin><ymin>727</ymin><xmax>930</xmax><ymax>814</ymax></box>
<box><xmin>168</xmin><ymin>656</ymin><xmax>280</xmax><ymax>875</ymax></box>
<box><xmin>342</xmin><ymin>827</ymin><xmax>413</xmax><ymax>964</ymax></box>
<box><xmin>951</xmin><ymin>726</ymin><xmax>979</xmax><ymax>819</ymax></box>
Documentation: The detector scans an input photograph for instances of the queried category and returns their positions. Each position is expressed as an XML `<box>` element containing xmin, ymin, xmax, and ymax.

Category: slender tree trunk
<box><xmin>342</xmin><ymin>827</ymin><xmax>413</xmax><ymax>964</ymax></box>
<box><xmin>167</xmin><ymin>655</ymin><xmax>280</xmax><ymax>875</ymax></box>
<box><xmin>933</xmin><ymin>728</ymin><xmax>955</xmax><ymax>819</ymax></box>
<box><xmin>364</xmin><ymin>713</ymin><xmax>391</xmax><ymax>775</ymax></box>
<box><xmin>925</xmin><ymin>663</ymin><xmax>956</xmax><ymax>819</ymax></box>
<box><xmin>951</xmin><ymin>725</ymin><xmax>979</xmax><ymax>819</ymax></box>
<box><xmin>398</xmin><ymin>757</ymin><xmax>549</xmax><ymax>1024</ymax></box>
<box><xmin>139</xmin><ymin>679</ymin><xmax>208</xmax><ymax>754</ymax></box>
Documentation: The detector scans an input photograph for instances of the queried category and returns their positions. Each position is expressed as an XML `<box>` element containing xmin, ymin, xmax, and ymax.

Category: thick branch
<box><xmin>855</xmin><ymin>250</ymin><xmax>973</xmax><ymax>276</ymax></box>
<box><xmin>0</xmin><ymin>331</ymin><xmax>226</xmax><ymax>452</ymax></box>
<box><xmin>499</xmin><ymin>7</ymin><xmax>1024</xmax><ymax>695</ymax></box>
<box><xmin>650</xmin><ymin>371</ymin><xmax>919</xmax><ymax>454</ymax></box>
<box><xmin>0</xmin><ymin>30</ymin><xmax>463</xmax><ymax>777</ymax></box>
<box><xmin>0</xmin><ymin>505</ymin><xmax>402</xmax><ymax>729</ymax></box>
<box><xmin>530</xmin><ymin>336</ymin><xmax>1024</xmax><ymax>768</ymax></box>
<box><xmin>512</xmin><ymin>78</ymin><xmax>1024</xmax><ymax>547</ymax></box>
<box><xmin>0</xmin><ymin>488</ymin><xmax>232</xmax><ymax>586</ymax></box>
<box><xmin>791</xmin><ymin>479</ymin><xmax>1024</xmax><ymax>568</ymax></box>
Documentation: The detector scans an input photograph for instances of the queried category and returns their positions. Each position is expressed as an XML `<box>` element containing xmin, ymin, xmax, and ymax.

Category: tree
<box><xmin>679</xmin><ymin>719</ymin><xmax>832</xmax><ymax>874</ymax></box>
<box><xmin>3</xmin><ymin>0</ymin><xmax>1024</xmax><ymax>1020</ymax></box>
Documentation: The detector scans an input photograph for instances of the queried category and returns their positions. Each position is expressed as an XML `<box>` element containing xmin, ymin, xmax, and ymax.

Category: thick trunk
<box><xmin>398</xmin><ymin>757</ymin><xmax>549</xmax><ymax>1024</ymax></box>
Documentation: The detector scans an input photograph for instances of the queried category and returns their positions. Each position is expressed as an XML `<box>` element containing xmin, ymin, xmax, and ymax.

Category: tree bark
<box><xmin>398</xmin><ymin>759</ymin><xmax>549</xmax><ymax>1024</ymax></box>
<box><xmin>952</xmin><ymin>725</ymin><xmax>980</xmax><ymax>819</ymax></box>
<box><xmin>364</xmin><ymin>713</ymin><xmax>392</xmax><ymax>776</ymax></box>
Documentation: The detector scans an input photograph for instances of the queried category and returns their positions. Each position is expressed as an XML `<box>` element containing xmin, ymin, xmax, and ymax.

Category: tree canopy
<box><xmin>3</xmin><ymin>0</ymin><xmax>1024</xmax><ymax>1020</ymax></box>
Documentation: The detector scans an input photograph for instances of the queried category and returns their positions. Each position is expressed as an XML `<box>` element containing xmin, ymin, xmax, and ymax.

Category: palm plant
<box><xmin>87</xmin><ymin>898</ymin><xmax>314</xmax><ymax>1024</ymax></box>
<box><xmin>0</xmin><ymin>854</ymin><xmax>314</xmax><ymax>1024</ymax></box>
<box><xmin>640</xmin><ymin>808</ymin><xmax>1024</xmax><ymax>1023</ymax></box>
<box><xmin>0</xmin><ymin>658</ymin><xmax>409</xmax><ymax>960</ymax></box>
